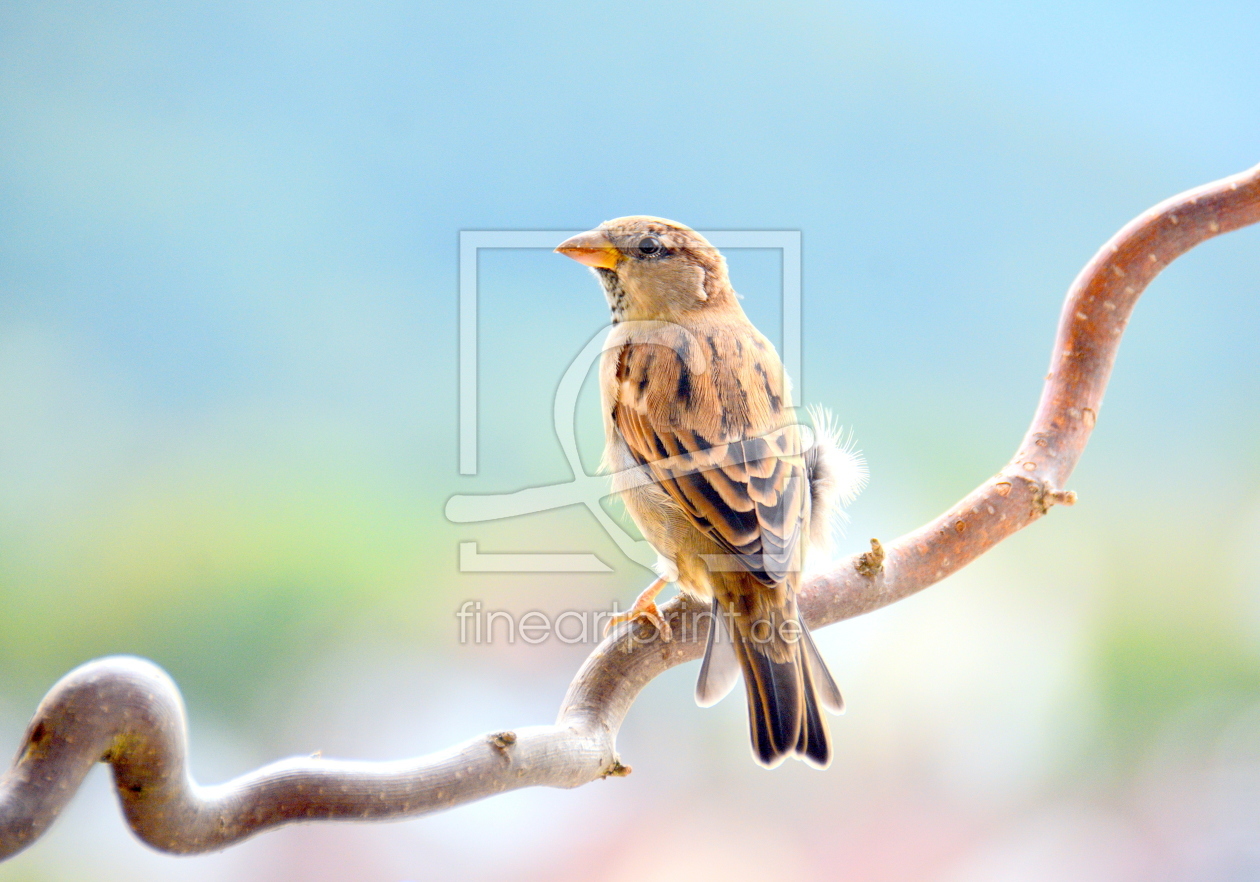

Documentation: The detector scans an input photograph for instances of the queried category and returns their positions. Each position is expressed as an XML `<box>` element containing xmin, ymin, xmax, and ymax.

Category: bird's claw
<box><xmin>605</xmin><ymin>600</ymin><xmax>672</xmax><ymax>642</ymax></box>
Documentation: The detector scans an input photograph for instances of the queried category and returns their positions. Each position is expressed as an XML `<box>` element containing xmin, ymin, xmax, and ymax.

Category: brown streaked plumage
<box><xmin>557</xmin><ymin>216</ymin><xmax>865</xmax><ymax>768</ymax></box>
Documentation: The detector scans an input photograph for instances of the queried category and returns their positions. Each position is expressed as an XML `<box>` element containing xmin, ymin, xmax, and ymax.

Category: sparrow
<box><xmin>556</xmin><ymin>217</ymin><xmax>865</xmax><ymax>768</ymax></box>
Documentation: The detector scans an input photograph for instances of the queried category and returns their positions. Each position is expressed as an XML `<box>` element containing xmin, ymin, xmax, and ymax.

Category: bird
<box><xmin>556</xmin><ymin>216</ymin><xmax>866</xmax><ymax>768</ymax></box>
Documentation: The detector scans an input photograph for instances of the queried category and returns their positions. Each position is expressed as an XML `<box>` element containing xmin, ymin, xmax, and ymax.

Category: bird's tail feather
<box><xmin>736</xmin><ymin>632</ymin><xmax>808</xmax><ymax>767</ymax></box>
<box><xmin>700</xmin><ymin>583</ymin><xmax>842</xmax><ymax>769</ymax></box>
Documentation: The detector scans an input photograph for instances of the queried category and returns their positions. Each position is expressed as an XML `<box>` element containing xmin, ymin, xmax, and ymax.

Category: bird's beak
<box><xmin>555</xmin><ymin>230</ymin><xmax>621</xmax><ymax>269</ymax></box>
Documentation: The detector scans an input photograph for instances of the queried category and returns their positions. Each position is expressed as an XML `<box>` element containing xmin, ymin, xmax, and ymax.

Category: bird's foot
<box><xmin>605</xmin><ymin>578</ymin><xmax>672</xmax><ymax>641</ymax></box>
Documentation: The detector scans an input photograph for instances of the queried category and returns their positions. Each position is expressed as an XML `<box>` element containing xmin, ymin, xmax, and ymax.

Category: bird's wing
<box><xmin>611</xmin><ymin>331</ymin><xmax>808</xmax><ymax>587</ymax></box>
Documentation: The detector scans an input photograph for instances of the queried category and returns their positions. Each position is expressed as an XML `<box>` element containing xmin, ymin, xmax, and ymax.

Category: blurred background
<box><xmin>2</xmin><ymin>1</ymin><xmax>1259</xmax><ymax>879</ymax></box>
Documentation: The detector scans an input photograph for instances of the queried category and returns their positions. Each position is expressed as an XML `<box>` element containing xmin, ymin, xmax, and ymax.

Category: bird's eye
<box><xmin>637</xmin><ymin>236</ymin><xmax>663</xmax><ymax>256</ymax></box>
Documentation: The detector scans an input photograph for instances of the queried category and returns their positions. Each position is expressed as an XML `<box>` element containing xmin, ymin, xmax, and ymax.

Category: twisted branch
<box><xmin>3</xmin><ymin>163</ymin><xmax>1258</xmax><ymax>861</ymax></box>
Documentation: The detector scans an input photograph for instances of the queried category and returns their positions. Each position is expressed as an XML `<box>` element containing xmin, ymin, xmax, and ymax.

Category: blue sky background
<box><xmin>2</xmin><ymin>2</ymin><xmax>1259</xmax><ymax>880</ymax></box>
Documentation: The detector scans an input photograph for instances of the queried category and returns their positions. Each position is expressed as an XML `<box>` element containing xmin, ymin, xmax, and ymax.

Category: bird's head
<box><xmin>556</xmin><ymin>216</ymin><xmax>735</xmax><ymax>322</ymax></box>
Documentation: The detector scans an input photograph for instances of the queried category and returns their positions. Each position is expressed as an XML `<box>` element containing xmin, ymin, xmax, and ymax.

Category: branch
<box><xmin>3</xmin><ymin>163</ymin><xmax>1258</xmax><ymax>861</ymax></box>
